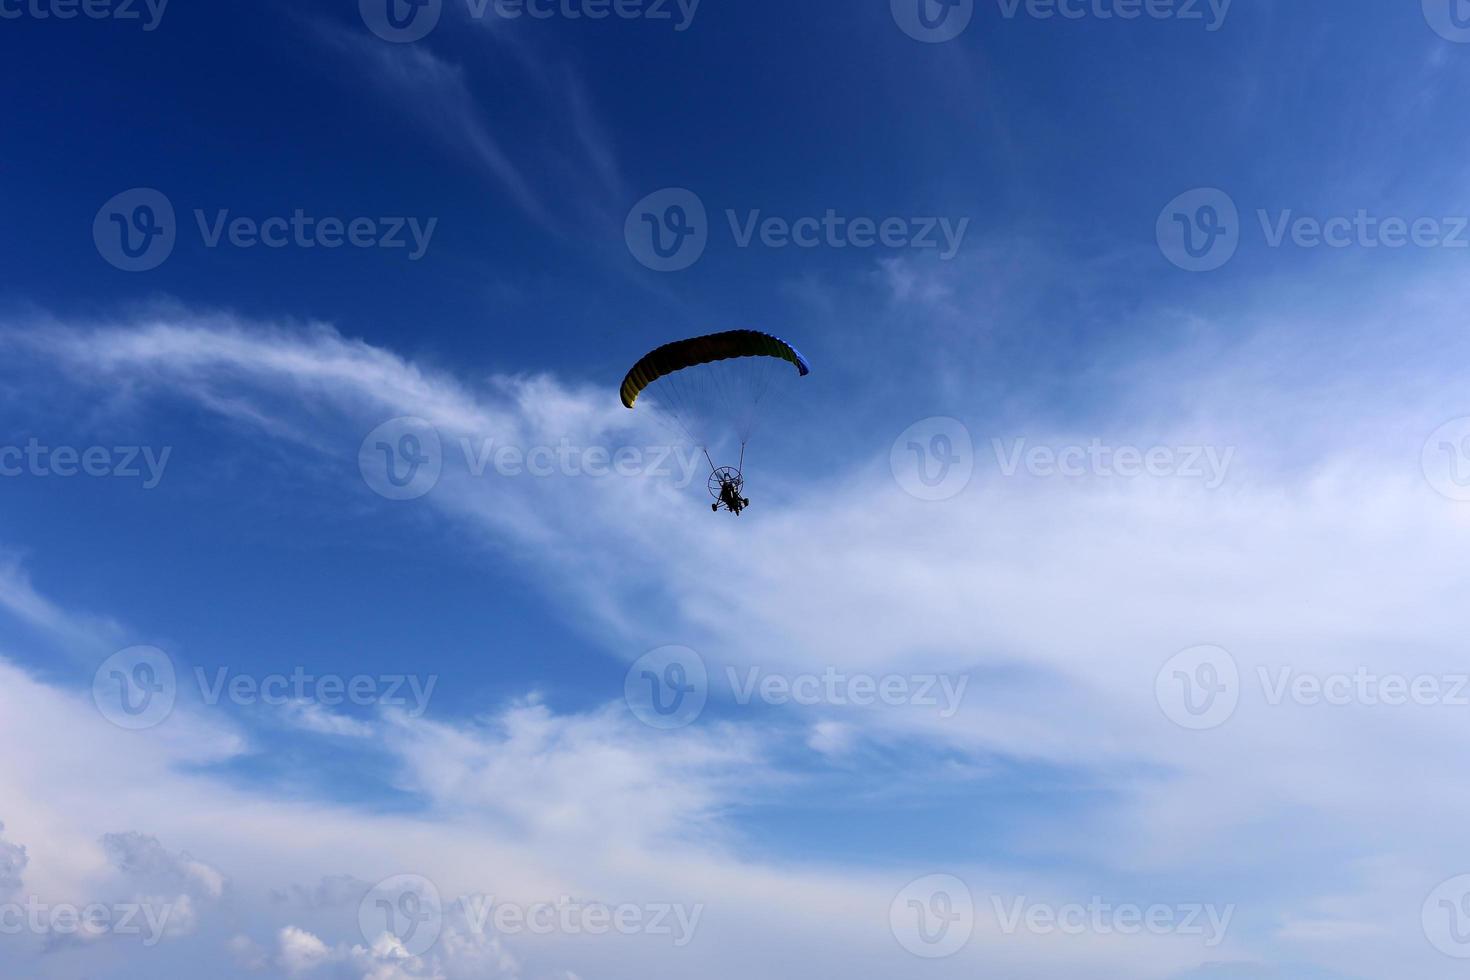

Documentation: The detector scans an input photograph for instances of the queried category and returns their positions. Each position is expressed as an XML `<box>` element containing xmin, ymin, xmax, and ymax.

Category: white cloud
<box><xmin>2</xmin><ymin>292</ymin><xmax>1469</xmax><ymax>977</ymax></box>
<box><xmin>281</xmin><ymin>701</ymin><xmax>375</xmax><ymax>739</ymax></box>
<box><xmin>806</xmin><ymin>720</ymin><xmax>856</xmax><ymax>756</ymax></box>
<box><xmin>0</xmin><ymin>820</ymin><xmax>28</xmax><ymax>897</ymax></box>
<box><xmin>278</xmin><ymin>924</ymin><xmax>333</xmax><ymax>974</ymax></box>
<box><xmin>101</xmin><ymin>831</ymin><xmax>228</xmax><ymax>901</ymax></box>
<box><xmin>228</xmin><ymin>933</ymin><xmax>270</xmax><ymax>970</ymax></box>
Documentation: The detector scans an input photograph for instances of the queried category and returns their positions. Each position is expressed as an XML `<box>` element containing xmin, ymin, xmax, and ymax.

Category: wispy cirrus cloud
<box><xmin>2</xmin><ymin>278</ymin><xmax>1468</xmax><ymax>977</ymax></box>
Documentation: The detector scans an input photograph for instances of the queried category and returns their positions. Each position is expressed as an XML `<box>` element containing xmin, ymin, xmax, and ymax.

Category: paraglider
<box><xmin>620</xmin><ymin>330</ymin><xmax>809</xmax><ymax>515</ymax></box>
<box><xmin>710</xmin><ymin>466</ymin><xmax>749</xmax><ymax>515</ymax></box>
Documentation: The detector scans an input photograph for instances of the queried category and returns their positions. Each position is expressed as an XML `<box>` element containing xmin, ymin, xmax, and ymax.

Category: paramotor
<box><xmin>620</xmin><ymin>330</ymin><xmax>809</xmax><ymax>515</ymax></box>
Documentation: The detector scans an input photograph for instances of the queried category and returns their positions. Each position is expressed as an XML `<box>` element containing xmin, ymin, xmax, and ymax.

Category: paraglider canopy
<box><xmin>619</xmin><ymin>329</ymin><xmax>809</xmax><ymax>514</ymax></box>
<box><xmin>619</xmin><ymin>330</ymin><xmax>810</xmax><ymax>411</ymax></box>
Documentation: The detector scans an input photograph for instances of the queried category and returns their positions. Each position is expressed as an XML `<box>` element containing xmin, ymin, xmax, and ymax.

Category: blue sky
<box><xmin>3</xmin><ymin>1</ymin><xmax>1470</xmax><ymax>978</ymax></box>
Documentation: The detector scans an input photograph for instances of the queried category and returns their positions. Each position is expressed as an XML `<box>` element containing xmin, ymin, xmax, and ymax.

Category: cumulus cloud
<box><xmin>278</xmin><ymin>924</ymin><xmax>334</xmax><ymax>974</ymax></box>
<box><xmin>101</xmin><ymin>831</ymin><xmax>227</xmax><ymax>901</ymax></box>
<box><xmin>271</xmin><ymin>875</ymin><xmax>373</xmax><ymax>910</ymax></box>
<box><xmin>0</xmin><ymin>820</ymin><xmax>28</xmax><ymax>897</ymax></box>
<box><xmin>274</xmin><ymin>922</ymin><xmax>511</xmax><ymax>979</ymax></box>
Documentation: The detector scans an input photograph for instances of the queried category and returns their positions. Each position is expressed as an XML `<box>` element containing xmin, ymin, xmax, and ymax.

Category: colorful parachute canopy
<box><xmin>620</xmin><ymin>330</ymin><xmax>810</xmax><ymax>411</ymax></box>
